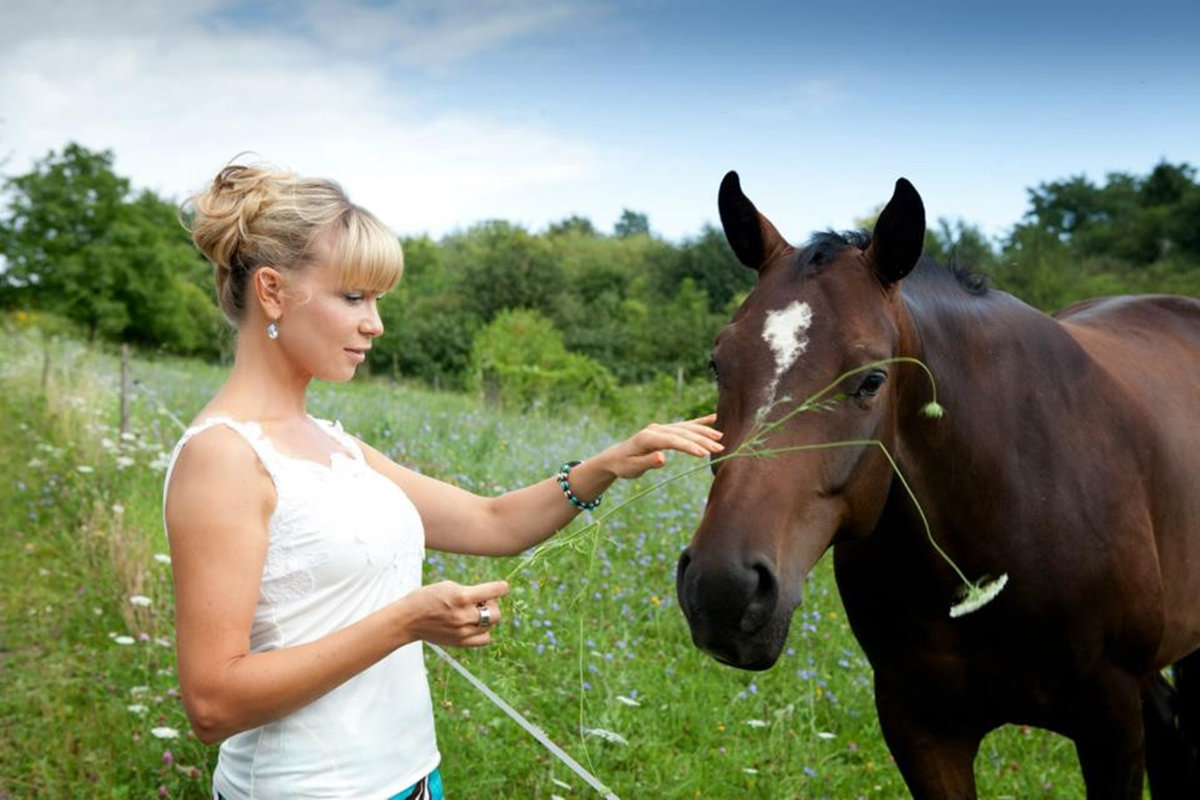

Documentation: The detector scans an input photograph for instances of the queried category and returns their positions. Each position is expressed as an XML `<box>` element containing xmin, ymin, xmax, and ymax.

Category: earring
<box><xmin>267</xmin><ymin>321</ymin><xmax>279</xmax><ymax>340</ymax></box>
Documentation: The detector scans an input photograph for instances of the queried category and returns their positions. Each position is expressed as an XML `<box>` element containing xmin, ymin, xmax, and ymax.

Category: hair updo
<box><xmin>183</xmin><ymin>160</ymin><xmax>403</xmax><ymax>324</ymax></box>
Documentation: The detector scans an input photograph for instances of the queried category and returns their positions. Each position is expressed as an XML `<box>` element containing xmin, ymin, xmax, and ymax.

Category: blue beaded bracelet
<box><xmin>556</xmin><ymin>460</ymin><xmax>602</xmax><ymax>511</ymax></box>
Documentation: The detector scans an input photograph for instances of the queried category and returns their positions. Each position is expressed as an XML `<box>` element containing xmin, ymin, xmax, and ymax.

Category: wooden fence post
<box><xmin>120</xmin><ymin>343</ymin><xmax>130</xmax><ymax>436</ymax></box>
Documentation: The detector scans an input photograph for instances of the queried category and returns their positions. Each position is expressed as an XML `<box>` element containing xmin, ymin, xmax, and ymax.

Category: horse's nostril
<box><xmin>740</xmin><ymin>561</ymin><xmax>780</xmax><ymax>634</ymax></box>
<box><xmin>676</xmin><ymin>550</ymin><xmax>692</xmax><ymax>582</ymax></box>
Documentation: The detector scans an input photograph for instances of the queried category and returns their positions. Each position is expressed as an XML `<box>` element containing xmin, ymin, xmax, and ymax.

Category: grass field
<box><xmin>0</xmin><ymin>324</ymin><xmax>1091</xmax><ymax>798</ymax></box>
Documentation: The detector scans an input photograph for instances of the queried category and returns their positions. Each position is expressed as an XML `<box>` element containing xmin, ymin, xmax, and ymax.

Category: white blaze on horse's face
<box><xmin>760</xmin><ymin>300</ymin><xmax>814</xmax><ymax>407</ymax></box>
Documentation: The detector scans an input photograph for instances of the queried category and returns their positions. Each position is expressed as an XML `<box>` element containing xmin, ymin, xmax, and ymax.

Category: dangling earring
<box><xmin>267</xmin><ymin>320</ymin><xmax>279</xmax><ymax>340</ymax></box>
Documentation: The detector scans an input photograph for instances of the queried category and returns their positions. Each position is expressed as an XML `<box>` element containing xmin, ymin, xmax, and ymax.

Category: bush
<box><xmin>469</xmin><ymin>308</ymin><xmax>618</xmax><ymax>412</ymax></box>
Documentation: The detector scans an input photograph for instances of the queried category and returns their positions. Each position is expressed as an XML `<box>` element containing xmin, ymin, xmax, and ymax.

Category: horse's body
<box><xmin>676</xmin><ymin>173</ymin><xmax>1200</xmax><ymax>798</ymax></box>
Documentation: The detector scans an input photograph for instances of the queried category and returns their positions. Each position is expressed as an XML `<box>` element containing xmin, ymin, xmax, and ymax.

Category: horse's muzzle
<box><xmin>675</xmin><ymin>546</ymin><xmax>792</xmax><ymax>670</ymax></box>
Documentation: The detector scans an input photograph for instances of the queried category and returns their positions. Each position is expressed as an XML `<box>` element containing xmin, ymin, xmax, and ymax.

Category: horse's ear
<box><xmin>719</xmin><ymin>171</ymin><xmax>790</xmax><ymax>272</ymax></box>
<box><xmin>867</xmin><ymin>178</ymin><xmax>926</xmax><ymax>286</ymax></box>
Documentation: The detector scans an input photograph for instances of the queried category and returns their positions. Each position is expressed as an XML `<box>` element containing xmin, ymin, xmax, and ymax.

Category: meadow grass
<box><xmin>0</xmin><ymin>326</ymin><xmax>1091</xmax><ymax>798</ymax></box>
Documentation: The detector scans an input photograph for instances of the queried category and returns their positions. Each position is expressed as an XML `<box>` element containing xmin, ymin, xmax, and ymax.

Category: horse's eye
<box><xmin>855</xmin><ymin>370</ymin><xmax>887</xmax><ymax>398</ymax></box>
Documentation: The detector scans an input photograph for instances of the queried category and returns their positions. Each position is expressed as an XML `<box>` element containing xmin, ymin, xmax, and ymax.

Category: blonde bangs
<box><xmin>328</xmin><ymin>209</ymin><xmax>404</xmax><ymax>294</ymax></box>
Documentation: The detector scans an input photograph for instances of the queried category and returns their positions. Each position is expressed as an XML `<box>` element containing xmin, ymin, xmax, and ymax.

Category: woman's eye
<box><xmin>343</xmin><ymin>293</ymin><xmax>364</xmax><ymax>304</ymax></box>
<box><xmin>855</xmin><ymin>371</ymin><xmax>887</xmax><ymax>397</ymax></box>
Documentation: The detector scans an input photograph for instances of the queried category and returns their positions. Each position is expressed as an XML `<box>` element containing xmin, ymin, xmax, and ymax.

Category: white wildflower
<box><xmin>153</xmin><ymin>553</ymin><xmax>171</xmax><ymax>565</ymax></box>
<box><xmin>816</xmin><ymin>731</ymin><xmax>836</xmax><ymax>740</ymax></box>
<box><xmin>129</xmin><ymin>595</ymin><xmax>152</xmax><ymax>607</ymax></box>
<box><xmin>745</xmin><ymin>719</ymin><xmax>768</xmax><ymax>728</ymax></box>
<box><xmin>616</xmin><ymin>695</ymin><xmax>641</xmax><ymax>707</ymax></box>
<box><xmin>75</xmin><ymin>465</ymin><xmax>94</xmax><ymax>474</ymax></box>
<box><xmin>101</xmin><ymin>438</ymin><xmax>116</xmax><ymax>451</ymax></box>
<box><xmin>150</xmin><ymin>727</ymin><xmax>180</xmax><ymax>739</ymax></box>
<box><xmin>111</xmin><ymin>503</ymin><xmax>125</xmax><ymax>515</ymax></box>
<box><xmin>115</xmin><ymin>456</ymin><xmax>135</xmax><ymax>470</ymax></box>
<box><xmin>27</xmin><ymin>458</ymin><xmax>44</xmax><ymax>468</ymax></box>
<box><xmin>949</xmin><ymin>574</ymin><xmax>1009</xmax><ymax>618</ymax></box>
<box><xmin>743</xmin><ymin>768</ymin><xmax>760</xmax><ymax>775</ymax></box>
<box><xmin>120</xmin><ymin>432</ymin><xmax>136</xmax><ymax>442</ymax></box>
<box><xmin>127</xmin><ymin>704</ymin><xmax>148</xmax><ymax>714</ymax></box>
<box><xmin>581</xmin><ymin>727</ymin><xmax>628</xmax><ymax>746</ymax></box>
<box><xmin>130</xmin><ymin>686</ymin><xmax>149</xmax><ymax>696</ymax></box>
<box><xmin>155</xmin><ymin>637</ymin><xmax>172</xmax><ymax>648</ymax></box>
<box><xmin>113</xmin><ymin>635</ymin><xmax>136</xmax><ymax>645</ymax></box>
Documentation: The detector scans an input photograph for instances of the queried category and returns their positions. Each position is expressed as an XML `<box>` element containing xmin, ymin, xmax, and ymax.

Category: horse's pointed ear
<box><xmin>719</xmin><ymin>171</ymin><xmax>790</xmax><ymax>272</ymax></box>
<box><xmin>867</xmin><ymin>178</ymin><xmax>926</xmax><ymax>286</ymax></box>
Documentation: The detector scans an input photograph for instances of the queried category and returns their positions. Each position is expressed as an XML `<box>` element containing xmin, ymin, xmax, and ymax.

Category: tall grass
<box><xmin>0</xmin><ymin>325</ymin><xmax>1091</xmax><ymax>798</ymax></box>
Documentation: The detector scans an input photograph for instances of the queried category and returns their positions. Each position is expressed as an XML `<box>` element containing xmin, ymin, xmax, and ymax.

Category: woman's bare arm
<box><xmin>359</xmin><ymin>415</ymin><xmax>723</xmax><ymax>557</ymax></box>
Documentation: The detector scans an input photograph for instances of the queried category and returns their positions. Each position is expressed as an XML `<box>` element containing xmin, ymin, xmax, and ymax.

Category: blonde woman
<box><xmin>163</xmin><ymin>162</ymin><xmax>723</xmax><ymax>799</ymax></box>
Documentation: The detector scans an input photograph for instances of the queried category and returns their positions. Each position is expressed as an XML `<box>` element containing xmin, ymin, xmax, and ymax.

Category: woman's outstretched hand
<box><xmin>597</xmin><ymin>413</ymin><xmax>723</xmax><ymax>480</ymax></box>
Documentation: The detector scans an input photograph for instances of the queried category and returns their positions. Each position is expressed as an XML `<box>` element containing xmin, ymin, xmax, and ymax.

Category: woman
<box><xmin>163</xmin><ymin>162</ymin><xmax>723</xmax><ymax>799</ymax></box>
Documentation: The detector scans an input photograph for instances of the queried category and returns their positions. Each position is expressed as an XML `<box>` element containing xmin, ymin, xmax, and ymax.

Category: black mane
<box><xmin>797</xmin><ymin>230</ymin><xmax>988</xmax><ymax>296</ymax></box>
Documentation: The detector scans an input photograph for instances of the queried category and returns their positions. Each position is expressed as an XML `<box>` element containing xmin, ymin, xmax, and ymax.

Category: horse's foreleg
<box><xmin>1070</xmin><ymin>670</ymin><xmax>1147</xmax><ymax>800</ymax></box>
<box><xmin>875</xmin><ymin>684</ymin><xmax>982</xmax><ymax>800</ymax></box>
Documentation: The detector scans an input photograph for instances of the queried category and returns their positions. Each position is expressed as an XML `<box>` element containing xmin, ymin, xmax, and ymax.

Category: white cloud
<box><xmin>0</xmin><ymin>0</ymin><xmax>604</xmax><ymax>236</ymax></box>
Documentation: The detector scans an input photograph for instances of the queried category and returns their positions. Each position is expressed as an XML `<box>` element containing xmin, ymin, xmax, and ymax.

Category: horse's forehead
<box><xmin>761</xmin><ymin>300</ymin><xmax>814</xmax><ymax>375</ymax></box>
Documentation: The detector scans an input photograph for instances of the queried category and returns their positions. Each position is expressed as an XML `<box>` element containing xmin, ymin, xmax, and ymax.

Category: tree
<box><xmin>614</xmin><ymin>209</ymin><xmax>650</xmax><ymax>238</ymax></box>
<box><xmin>0</xmin><ymin>143</ymin><xmax>130</xmax><ymax>327</ymax></box>
<box><xmin>0</xmin><ymin>142</ymin><xmax>223</xmax><ymax>353</ymax></box>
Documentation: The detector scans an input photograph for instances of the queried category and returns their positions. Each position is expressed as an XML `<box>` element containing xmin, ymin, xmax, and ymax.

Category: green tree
<box><xmin>0</xmin><ymin>143</ymin><xmax>222</xmax><ymax>353</ymax></box>
<box><xmin>614</xmin><ymin>209</ymin><xmax>650</xmax><ymax>238</ymax></box>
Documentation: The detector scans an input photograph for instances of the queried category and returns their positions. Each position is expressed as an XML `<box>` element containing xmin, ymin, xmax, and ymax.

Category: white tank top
<box><xmin>163</xmin><ymin>416</ymin><xmax>440</xmax><ymax>799</ymax></box>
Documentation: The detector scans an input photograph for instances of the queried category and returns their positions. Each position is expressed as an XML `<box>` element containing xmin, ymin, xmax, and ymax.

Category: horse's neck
<box><xmin>892</xmin><ymin>286</ymin><xmax>1087</xmax><ymax>542</ymax></box>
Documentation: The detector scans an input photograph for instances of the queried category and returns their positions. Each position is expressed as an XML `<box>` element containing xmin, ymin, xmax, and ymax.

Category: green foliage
<box><xmin>0</xmin><ymin>143</ymin><xmax>221</xmax><ymax>356</ymax></box>
<box><xmin>613</xmin><ymin>208</ymin><xmax>650</xmax><ymax>238</ymax></box>
<box><xmin>468</xmin><ymin>308</ymin><xmax>618</xmax><ymax>412</ymax></box>
<box><xmin>3</xmin><ymin>142</ymin><xmax>1198</xmax><ymax>390</ymax></box>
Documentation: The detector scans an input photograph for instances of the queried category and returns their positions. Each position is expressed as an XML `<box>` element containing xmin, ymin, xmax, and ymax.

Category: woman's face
<box><xmin>274</xmin><ymin>241</ymin><xmax>385</xmax><ymax>383</ymax></box>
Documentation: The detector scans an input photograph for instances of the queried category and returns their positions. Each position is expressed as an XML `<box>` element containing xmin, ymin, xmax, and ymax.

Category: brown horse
<box><xmin>675</xmin><ymin>171</ymin><xmax>1200</xmax><ymax>798</ymax></box>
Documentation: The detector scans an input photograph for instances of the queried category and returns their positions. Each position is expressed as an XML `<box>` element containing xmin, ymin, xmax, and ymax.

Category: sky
<box><xmin>2</xmin><ymin>0</ymin><xmax>1198</xmax><ymax>244</ymax></box>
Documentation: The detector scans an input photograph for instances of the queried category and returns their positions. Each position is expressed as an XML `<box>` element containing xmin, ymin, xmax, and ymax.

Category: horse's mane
<box><xmin>797</xmin><ymin>231</ymin><xmax>989</xmax><ymax>297</ymax></box>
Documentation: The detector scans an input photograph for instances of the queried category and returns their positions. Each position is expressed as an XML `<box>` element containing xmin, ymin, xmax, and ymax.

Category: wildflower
<box><xmin>129</xmin><ymin>595</ymin><xmax>152</xmax><ymax>607</ymax></box>
<box><xmin>76</xmin><ymin>465</ymin><xmax>94</xmax><ymax>473</ymax></box>
<box><xmin>162</xmin><ymin>749</ymin><xmax>174</xmax><ymax>765</ymax></box>
<box><xmin>921</xmin><ymin>401</ymin><xmax>945</xmax><ymax>419</ymax></box>
<box><xmin>581</xmin><ymin>727</ymin><xmax>628</xmax><ymax>745</ymax></box>
<box><xmin>130</xmin><ymin>686</ymin><xmax>149</xmax><ymax>696</ymax></box>
<box><xmin>150</xmin><ymin>727</ymin><xmax>180</xmax><ymax>739</ymax></box>
<box><xmin>745</xmin><ymin>719</ymin><xmax>768</xmax><ymax>728</ymax></box>
<box><xmin>616</xmin><ymin>695</ymin><xmax>641</xmax><ymax>707</ymax></box>
<box><xmin>113</xmin><ymin>635</ymin><xmax>135</xmax><ymax>645</ymax></box>
<box><xmin>153</xmin><ymin>554</ymin><xmax>171</xmax><ymax>565</ymax></box>
<box><xmin>949</xmin><ymin>574</ymin><xmax>1009</xmax><ymax>618</ymax></box>
<box><xmin>127</xmin><ymin>704</ymin><xmax>148</xmax><ymax>714</ymax></box>
<box><xmin>817</xmin><ymin>731</ymin><xmax>836</xmax><ymax>740</ymax></box>
<box><xmin>115</xmin><ymin>456</ymin><xmax>135</xmax><ymax>470</ymax></box>
<box><xmin>111</xmin><ymin>503</ymin><xmax>125</xmax><ymax>515</ymax></box>
<box><xmin>743</xmin><ymin>768</ymin><xmax>759</xmax><ymax>775</ymax></box>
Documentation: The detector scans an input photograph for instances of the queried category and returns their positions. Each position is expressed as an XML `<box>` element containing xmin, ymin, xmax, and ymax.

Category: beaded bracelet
<box><xmin>556</xmin><ymin>460</ymin><xmax>602</xmax><ymax>511</ymax></box>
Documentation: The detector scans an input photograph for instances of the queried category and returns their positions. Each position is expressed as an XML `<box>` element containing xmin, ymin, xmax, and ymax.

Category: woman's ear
<box><xmin>253</xmin><ymin>267</ymin><xmax>286</xmax><ymax>319</ymax></box>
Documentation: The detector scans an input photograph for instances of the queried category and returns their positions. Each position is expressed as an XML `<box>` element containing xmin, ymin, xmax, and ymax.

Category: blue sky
<box><xmin>2</xmin><ymin>0</ymin><xmax>1198</xmax><ymax>242</ymax></box>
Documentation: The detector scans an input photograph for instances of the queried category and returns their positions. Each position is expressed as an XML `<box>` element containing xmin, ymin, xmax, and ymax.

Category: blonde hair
<box><xmin>183</xmin><ymin>160</ymin><xmax>403</xmax><ymax>323</ymax></box>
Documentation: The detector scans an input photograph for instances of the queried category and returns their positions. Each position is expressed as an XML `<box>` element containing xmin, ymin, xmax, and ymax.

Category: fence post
<box><xmin>41</xmin><ymin>337</ymin><xmax>52</xmax><ymax>394</ymax></box>
<box><xmin>120</xmin><ymin>343</ymin><xmax>130</xmax><ymax>436</ymax></box>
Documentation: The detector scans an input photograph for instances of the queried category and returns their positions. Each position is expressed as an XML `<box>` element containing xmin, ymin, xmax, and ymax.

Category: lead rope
<box><xmin>428</xmin><ymin>644</ymin><xmax>620</xmax><ymax>800</ymax></box>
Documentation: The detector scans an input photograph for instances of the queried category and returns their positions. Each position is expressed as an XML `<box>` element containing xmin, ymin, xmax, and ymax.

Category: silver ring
<box><xmin>476</xmin><ymin>602</ymin><xmax>492</xmax><ymax>628</ymax></box>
